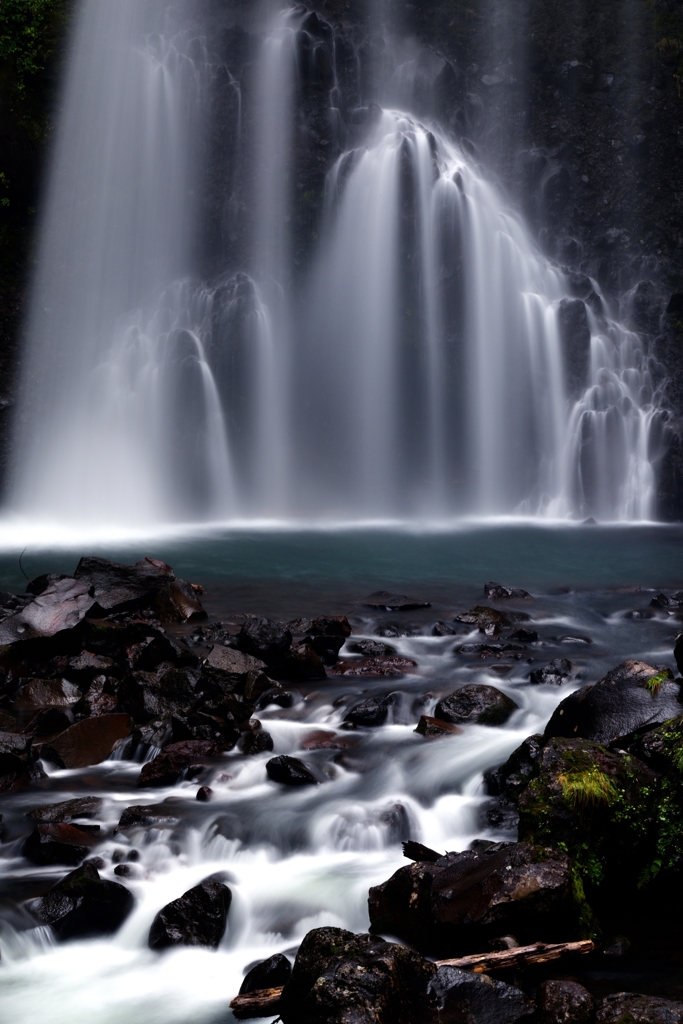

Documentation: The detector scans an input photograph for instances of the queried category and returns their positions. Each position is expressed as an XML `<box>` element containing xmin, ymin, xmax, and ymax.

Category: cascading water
<box><xmin>5</xmin><ymin>0</ymin><xmax>663</xmax><ymax>532</ymax></box>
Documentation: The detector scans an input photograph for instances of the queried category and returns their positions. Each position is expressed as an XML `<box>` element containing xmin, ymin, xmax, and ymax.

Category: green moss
<box><xmin>646</xmin><ymin>671</ymin><xmax>671</xmax><ymax>696</ymax></box>
<box><xmin>559</xmin><ymin>766</ymin><xmax>617</xmax><ymax>810</ymax></box>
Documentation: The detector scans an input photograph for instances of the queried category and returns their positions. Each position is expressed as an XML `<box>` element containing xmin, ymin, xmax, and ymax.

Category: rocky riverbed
<box><xmin>0</xmin><ymin>555</ymin><xmax>683</xmax><ymax>1022</ymax></box>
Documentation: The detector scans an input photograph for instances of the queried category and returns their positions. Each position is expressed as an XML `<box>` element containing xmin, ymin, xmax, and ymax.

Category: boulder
<box><xmin>205</xmin><ymin>644</ymin><xmax>268</xmax><ymax>682</ymax></box>
<box><xmin>0</xmin><ymin>709</ymin><xmax>17</xmax><ymax>728</ymax></box>
<box><xmin>348</xmin><ymin>640</ymin><xmax>398</xmax><ymax>657</ymax></box>
<box><xmin>153</xmin><ymin>579</ymin><xmax>206</xmax><ymax>623</ymax></box>
<box><xmin>266</xmin><ymin>754</ymin><xmax>318</xmax><ymax>786</ymax></box>
<box><xmin>137</xmin><ymin>739</ymin><xmax>218</xmax><ymax>787</ymax></box>
<box><xmin>240</xmin><ymin>727</ymin><xmax>274</xmax><ymax>755</ymax></box>
<box><xmin>434</xmin><ymin>684</ymin><xmax>518</xmax><ymax>726</ymax></box>
<box><xmin>537</xmin><ymin>980</ymin><xmax>594</xmax><ymax>1024</ymax></box>
<box><xmin>454</xmin><ymin>606</ymin><xmax>512</xmax><ymax>635</ymax></box>
<box><xmin>306</xmin><ymin>634</ymin><xmax>345</xmax><ymax>665</ymax></box>
<box><xmin>13</xmin><ymin>678</ymin><xmax>82</xmax><ymax>709</ymax></box>
<box><xmin>544</xmin><ymin>661</ymin><xmax>681</xmax><ymax>746</ymax></box>
<box><xmin>0</xmin><ymin>731</ymin><xmax>31</xmax><ymax>757</ymax></box>
<box><xmin>67</xmin><ymin>650</ymin><xmax>116</xmax><ymax>678</ymax></box>
<box><xmin>484</xmin><ymin>734</ymin><xmax>544</xmax><ymax>802</ymax></box>
<box><xmin>32</xmin><ymin>861</ymin><xmax>134</xmax><ymax>939</ymax></box>
<box><xmin>363</xmin><ymin>591</ymin><xmax>431</xmax><ymax>610</ymax></box>
<box><xmin>310</xmin><ymin>616</ymin><xmax>352</xmax><ymax>638</ymax></box>
<box><xmin>597</xmin><ymin>993</ymin><xmax>683</xmax><ymax>1024</ymax></box>
<box><xmin>277</xmin><ymin>643</ymin><xmax>327</xmax><ymax>681</ymax></box>
<box><xmin>27</xmin><ymin>797</ymin><xmax>103</xmax><ymax>823</ymax></box>
<box><xmin>81</xmin><ymin>677</ymin><xmax>118</xmax><ymax>716</ymax></box>
<box><xmin>331</xmin><ymin>657</ymin><xmax>417</xmax><ymax>677</ymax></box>
<box><xmin>428</xmin><ymin>965</ymin><xmax>534</xmax><ymax>1024</ymax></box>
<box><xmin>368</xmin><ymin>841</ymin><xmax>583</xmax><ymax>955</ymax></box>
<box><xmin>50</xmin><ymin>713</ymin><xmax>133</xmax><ymax>768</ymax></box>
<box><xmin>0</xmin><ymin>577</ymin><xmax>95</xmax><ymax>643</ymax></box>
<box><xmin>530</xmin><ymin>659</ymin><xmax>572</xmax><ymax>686</ymax></box>
<box><xmin>240</xmin><ymin>952</ymin><xmax>292</xmax><ymax>994</ymax></box>
<box><xmin>23</xmin><ymin>823</ymin><xmax>98</xmax><ymax>866</ymax></box>
<box><xmin>415</xmin><ymin>716</ymin><xmax>463</xmax><ymax>738</ymax></box>
<box><xmin>0</xmin><ymin>751</ymin><xmax>31</xmax><ymax>792</ymax></box>
<box><xmin>148</xmin><ymin>877</ymin><xmax>231</xmax><ymax>950</ymax></box>
<box><xmin>279</xmin><ymin>926</ymin><xmax>435</xmax><ymax>1024</ymax></box>
<box><xmin>432</xmin><ymin>622</ymin><xmax>459</xmax><ymax>636</ymax></box>
<box><xmin>484</xmin><ymin>583</ymin><xmax>532</xmax><ymax>601</ymax></box>
<box><xmin>117</xmin><ymin>803</ymin><xmax>182</xmax><ymax>830</ymax></box>
<box><xmin>344</xmin><ymin>694</ymin><xmax>394</xmax><ymax>727</ymax></box>
<box><xmin>73</xmin><ymin>555</ymin><xmax>174</xmax><ymax>613</ymax></box>
<box><xmin>236</xmin><ymin>618</ymin><xmax>292</xmax><ymax>666</ymax></box>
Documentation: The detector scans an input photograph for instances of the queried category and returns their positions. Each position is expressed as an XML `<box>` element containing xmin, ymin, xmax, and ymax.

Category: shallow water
<box><xmin>0</xmin><ymin>526</ymin><xmax>682</xmax><ymax>1023</ymax></box>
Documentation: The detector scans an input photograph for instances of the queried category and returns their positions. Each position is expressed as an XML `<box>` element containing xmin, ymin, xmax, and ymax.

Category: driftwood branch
<box><xmin>229</xmin><ymin>940</ymin><xmax>595</xmax><ymax>1018</ymax></box>
<box><xmin>436</xmin><ymin>939</ymin><xmax>595</xmax><ymax>972</ymax></box>
<box><xmin>230</xmin><ymin>986</ymin><xmax>284</xmax><ymax>1020</ymax></box>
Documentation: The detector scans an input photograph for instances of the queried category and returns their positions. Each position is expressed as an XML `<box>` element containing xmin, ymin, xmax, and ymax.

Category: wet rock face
<box><xmin>266</xmin><ymin>754</ymin><xmax>318</xmax><ymax>786</ymax></box>
<box><xmin>455</xmin><ymin>606</ymin><xmax>513</xmax><ymax>635</ymax></box>
<box><xmin>279</xmin><ymin>926</ymin><xmax>436</xmax><ymax>1024</ymax></box>
<box><xmin>428</xmin><ymin>965</ymin><xmax>534</xmax><ymax>1024</ymax></box>
<box><xmin>544</xmin><ymin>660</ymin><xmax>680</xmax><ymax>746</ymax></box>
<box><xmin>240</xmin><ymin>952</ymin><xmax>292</xmax><ymax>994</ymax></box>
<box><xmin>368</xmin><ymin>841</ymin><xmax>581</xmax><ymax>956</ymax></box>
<box><xmin>32</xmin><ymin>862</ymin><xmax>135</xmax><ymax>940</ymax></box>
<box><xmin>530</xmin><ymin>659</ymin><xmax>572</xmax><ymax>686</ymax></box>
<box><xmin>236</xmin><ymin>617</ymin><xmax>292</xmax><ymax>666</ymax></box>
<box><xmin>137</xmin><ymin>739</ymin><xmax>218</xmax><ymax>787</ymax></box>
<box><xmin>23</xmin><ymin>823</ymin><xmax>98</xmax><ymax>866</ymax></box>
<box><xmin>537</xmin><ymin>980</ymin><xmax>594</xmax><ymax>1024</ymax></box>
<box><xmin>148</xmin><ymin>878</ymin><xmax>231</xmax><ymax>950</ymax></box>
<box><xmin>596</xmin><ymin>992</ymin><xmax>683</xmax><ymax>1024</ymax></box>
<box><xmin>434</xmin><ymin>684</ymin><xmax>518</xmax><ymax>726</ymax></box>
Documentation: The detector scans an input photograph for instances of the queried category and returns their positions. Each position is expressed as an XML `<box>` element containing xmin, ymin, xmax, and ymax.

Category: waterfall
<box><xmin>5</xmin><ymin>1</ymin><xmax>662</xmax><ymax>530</ymax></box>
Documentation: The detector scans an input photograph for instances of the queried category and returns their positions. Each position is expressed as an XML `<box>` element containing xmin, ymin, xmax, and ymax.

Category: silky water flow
<box><xmin>4</xmin><ymin>0</ymin><xmax>664</xmax><ymax>530</ymax></box>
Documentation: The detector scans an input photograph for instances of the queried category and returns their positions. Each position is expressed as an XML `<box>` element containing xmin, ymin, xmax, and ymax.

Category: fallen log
<box><xmin>436</xmin><ymin>939</ymin><xmax>595</xmax><ymax>973</ymax></box>
<box><xmin>230</xmin><ymin>986</ymin><xmax>284</xmax><ymax>1020</ymax></box>
<box><xmin>228</xmin><ymin>940</ymin><xmax>595</xmax><ymax>1018</ymax></box>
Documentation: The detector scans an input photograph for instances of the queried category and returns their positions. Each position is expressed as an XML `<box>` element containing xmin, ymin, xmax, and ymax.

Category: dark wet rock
<box><xmin>137</xmin><ymin>739</ymin><xmax>218</xmax><ymax>787</ymax></box>
<box><xmin>331</xmin><ymin>656</ymin><xmax>417</xmax><ymax>677</ymax></box>
<box><xmin>557</xmin><ymin>635</ymin><xmax>592</xmax><ymax>645</ymax></box>
<box><xmin>202</xmin><ymin>643</ymin><xmax>266</xmax><ymax>684</ymax></box>
<box><xmin>31</xmin><ymin>862</ymin><xmax>134</xmax><ymax>940</ymax></box>
<box><xmin>125</xmin><ymin>634</ymin><xmax>187</xmax><ymax>672</ymax></box>
<box><xmin>0</xmin><ymin>577</ymin><xmax>95</xmax><ymax>644</ymax></box>
<box><xmin>403</xmin><ymin>840</ymin><xmax>442</xmax><ymax>863</ymax></box>
<box><xmin>148</xmin><ymin>877</ymin><xmax>231</xmax><ymax>950</ymax></box>
<box><xmin>348</xmin><ymin>639</ymin><xmax>398</xmax><ymax>657</ymax></box>
<box><xmin>73</xmin><ymin>555</ymin><xmax>174</xmax><ymax>613</ymax></box>
<box><xmin>50</xmin><ymin>713</ymin><xmax>133</xmax><ymax>769</ymax></box>
<box><xmin>117</xmin><ymin>803</ymin><xmax>182</xmax><ymax>830</ymax></box>
<box><xmin>675</xmin><ymin>633</ymin><xmax>683</xmax><ymax>675</ymax></box>
<box><xmin>537</xmin><ymin>980</ymin><xmax>594</xmax><ymax>1024</ymax></box>
<box><xmin>509</xmin><ymin>628</ymin><xmax>538</xmax><ymax>643</ymax></box>
<box><xmin>415</xmin><ymin>715</ymin><xmax>463</xmax><ymax>738</ymax></box>
<box><xmin>256</xmin><ymin>687</ymin><xmax>294</xmax><ymax>709</ymax></box>
<box><xmin>428</xmin><ymin>965</ymin><xmax>534</xmax><ymax>1024</ymax></box>
<box><xmin>597</xmin><ymin>993</ymin><xmax>683</xmax><ymax>1024</ymax></box>
<box><xmin>301</xmin><ymin>729</ymin><xmax>357</xmax><ymax>751</ymax></box>
<box><xmin>266</xmin><ymin>754</ymin><xmax>318</xmax><ymax>786</ymax></box>
<box><xmin>236</xmin><ymin>617</ymin><xmax>292</xmax><ymax>666</ymax></box>
<box><xmin>310</xmin><ymin>616</ymin><xmax>352</xmax><ymax>638</ymax></box>
<box><xmin>81</xmin><ymin>676</ymin><xmax>118</xmax><ymax>717</ymax></box>
<box><xmin>0</xmin><ymin>731</ymin><xmax>31</xmax><ymax>757</ymax></box>
<box><xmin>544</xmin><ymin>660</ymin><xmax>680</xmax><ymax>746</ymax></box>
<box><xmin>484</xmin><ymin>582</ymin><xmax>533</xmax><ymax>601</ymax></box>
<box><xmin>67</xmin><ymin>650</ymin><xmax>117</xmax><ymax>680</ymax></box>
<box><xmin>26</xmin><ymin>572</ymin><xmax>71</xmax><ymax>597</ymax></box>
<box><xmin>277</xmin><ymin>642</ymin><xmax>327</xmax><ymax>681</ymax></box>
<box><xmin>306</xmin><ymin>633</ymin><xmax>345</xmax><ymax>665</ymax></box>
<box><xmin>363</xmin><ymin>591</ymin><xmax>431</xmax><ymax>611</ymax></box>
<box><xmin>368</xmin><ymin>841</ymin><xmax>582</xmax><ymax>955</ymax></box>
<box><xmin>434</xmin><ymin>684</ymin><xmax>518</xmax><ymax>726</ymax></box>
<box><xmin>0</xmin><ymin>709</ymin><xmax>16</xmax><ymax>728</ymax></box>
<box><xmin>602</xmin><ymin>935</ymin><xmax>631</xmax><ymax>957</ymax></box>
<box><xmin>153</xmin><ymin>578</ymin><xmax>206</xmax><ymax>623</ymax></box>
<box><xmin>456</xmin><ymin>642</ymin><xmax>525</xmax><ymax>659</ymax></box>
<box><xmin>279</xmin><ymin>926</ymin><xmax>435</xmax><ymax>1024</ymax></box>
<box><xmin>240</xmin><ymin>952</ymin><xmax>292</xmax><ymax>994</ymax></box>
<box><xmin>0</xmin><ymin>751</ymin><xmax>31</xmax><ymax>791</ymax></box>
<box><xmin>344</xmin><ymin>694</ymin><xmax>395</xmax><ymax>727</ymax></box>
<box><xmin>13</xmin><ymin>678</ymin><xmax>82</xmax><ymax>709</ymax></box>
<box><xmin>485</xmin><ymin>734</ymin><xmax>544</xmax><ymax>801</ymax></box>
<box><xmin>455</xmin><ymin>605</ymin><xmax>513</xmax><ymax>635</ymax></box>
<box><xmin>530</xmin><ymin>659</ymin><xmax>572</xmax><ymax>686</ymax></box>
<box><xmin>27</xmin><ymin>797</ymin><xmax>103</xmax><ymax>823</ymax></box>
<box><xmin>432</xmin><ymin>621</ymin><xmax>459</xmax><ymax>636</ymax></box>
<box><xmin>196</xmin><ymin>786</ymin><xmax>212</xmax><ymax>801</ymax></box>
<box><xmin>23</xmin><ymin>823</ymin><xmax>98</xmax><ymax>866</ymax></box>
<box><xmin>240</xmin><ymin>727</ymin><xmax>274</xmax><ymax>755</ymax></box>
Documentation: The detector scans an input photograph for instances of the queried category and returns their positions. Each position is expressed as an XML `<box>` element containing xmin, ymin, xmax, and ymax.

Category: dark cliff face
<box><xmin>2</xmin><ymin>0</ymin><xmax>683</xmax><ymax>515</ymax></box>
